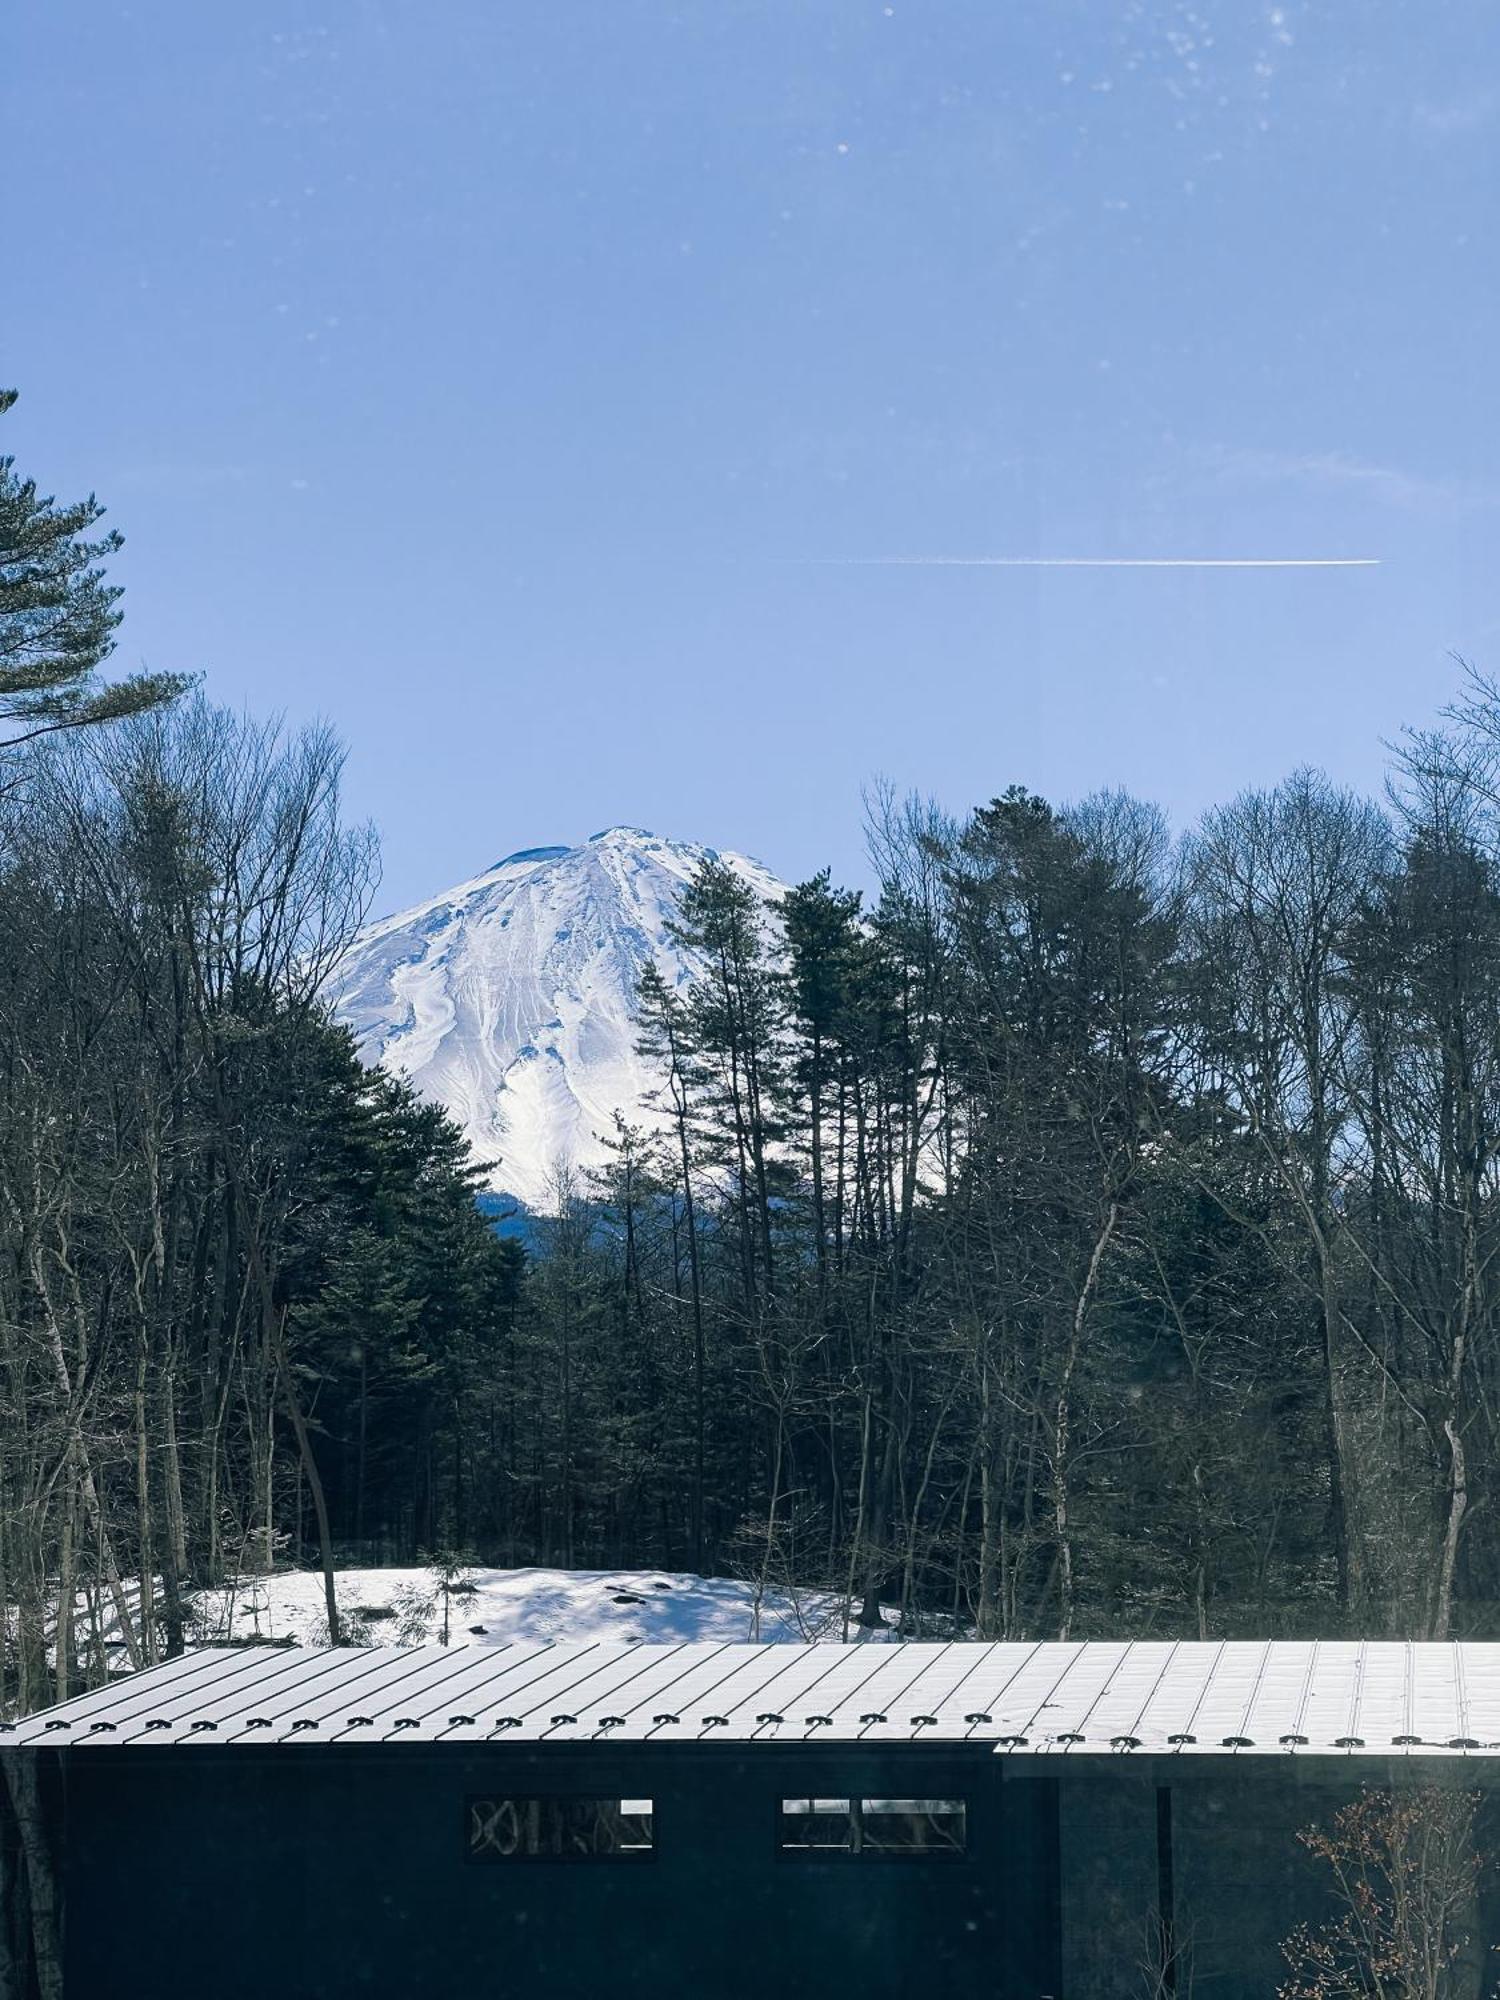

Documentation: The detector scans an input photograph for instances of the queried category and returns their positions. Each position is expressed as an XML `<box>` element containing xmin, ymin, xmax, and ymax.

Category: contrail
<box><xmin>801</xmin><ymin>555</ymin><xmax>1381</xmax><ymax>568</ymax></box>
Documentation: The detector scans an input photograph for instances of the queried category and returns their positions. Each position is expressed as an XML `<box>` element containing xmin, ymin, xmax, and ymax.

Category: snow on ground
<box><xmin>187</xmin><ymin>1566</ymin><xmax>898</xmax><ymax>1649</ymax></box>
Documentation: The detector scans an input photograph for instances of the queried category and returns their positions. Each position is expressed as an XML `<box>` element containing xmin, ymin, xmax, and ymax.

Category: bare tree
<box><xmin>1280</xmin><ymin>1786</ymin><xmax>1487</xmax><ymax>2000</ymax></box>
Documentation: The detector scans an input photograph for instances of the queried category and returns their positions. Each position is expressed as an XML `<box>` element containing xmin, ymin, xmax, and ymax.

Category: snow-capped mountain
<box><xmin>328</xmin><ymin>827</ymin><xmax>785</xmax><ymax>1211</ymax></box>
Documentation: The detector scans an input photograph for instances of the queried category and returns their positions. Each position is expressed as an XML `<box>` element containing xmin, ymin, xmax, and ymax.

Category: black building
<box><xmin>6</xmin><ymin>1638</ymin><xmax>1500</xmax><ymax>1998</ymax></box>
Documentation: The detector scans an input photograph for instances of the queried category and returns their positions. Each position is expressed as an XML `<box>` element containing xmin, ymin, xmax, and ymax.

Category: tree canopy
<box><xmin>0</xmin><ymin>390</ymin><xmax>190</xmax><ymax>755</ymax></box>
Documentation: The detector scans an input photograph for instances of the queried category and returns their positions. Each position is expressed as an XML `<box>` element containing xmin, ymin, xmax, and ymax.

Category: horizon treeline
<box><xmin>508</xmin><ymin>675</ymin><xmax>1500</xmax><ymax>1649</ymax></box>
<box><xmin>9</xmin><ymin>675</ymin><xmax>1500</xmax><ymax>1718</ymax></box>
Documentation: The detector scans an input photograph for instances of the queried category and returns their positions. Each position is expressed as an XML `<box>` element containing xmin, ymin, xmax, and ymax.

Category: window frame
<box><xmin>773</xmin><ymin>1792</ymin><xmax>969</xmax><ymax>1860</ymax></box>
<box><xmin>465</xmin><ymin>1792</ymin><xmax>657</xmax><ymax>1864</ymax></box>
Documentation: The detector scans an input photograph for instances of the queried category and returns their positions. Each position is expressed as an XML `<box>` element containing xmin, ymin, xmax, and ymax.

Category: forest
<box><xmin>7</xmin><ymin>398</ymin><xmax>1500</xmax><ymax>1724</ymax></box>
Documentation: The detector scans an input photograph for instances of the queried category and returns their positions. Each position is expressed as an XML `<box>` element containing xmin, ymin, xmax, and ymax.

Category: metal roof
<box><xmin>8</xmin><ymin>1640</ymin><xmax>1500</xmax><ymax>1755</ymax></box>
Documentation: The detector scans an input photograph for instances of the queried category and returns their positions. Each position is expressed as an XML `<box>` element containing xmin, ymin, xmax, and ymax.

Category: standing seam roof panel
<box><xmin>1021</xmin><ymin>1643</ymin><xmax>1131</xmax><ymax>1741</ymax></box>
<box><xmin>1135</xmin><ymin>1644</ymin><xmax>1223</xmax><ymax>1747</ymax></box>
<box><xmin>849</xmin><ymin>1646</ymin><xmax>981</xmax><ymax>1742</ymax></box>
<box><xmin>1060</xmin><ymin>1642</ymin><xmax>1180</xmax><ymax>1745</ymax></box>
<box><xmin>624</xmin><ymin>1644</ymin><xmax>823</xmax><ymax>1740</ymax></box>
<box><xmin>959</xmin><ymin>1643</ymin><xmax>1045</xmax><ymax>1740</ymax></box>
<box><xmin>145</xmin><ymin>1646</ymin><xmax>431</xmax><ymax>1746</ymax></box>
<box><xmin>745</xmin><ymin>1642</ymin><xmax>925</xmax><ymax>1743</ymax></box>
<box><xmin>1460</xmin><ymin>1646</ymin><xmax>1500</xmax><ymax>1743</ymax></box>
<box><xmin>253</xmin><ymin>1643</ymin><xmax>535</xmax><ymax>1742</ymax></box>
<box><xmin>969</xmin><ymin>1644</ymin><xmax>1072</xmax><ymax>1736</ymax></box>
<box><xmin>105</xmin><ymin>1646</ymin><xmax>417</xmax><ymax>1745</ymax></box>
<box><xmin>20</xmin><ymin>1640</ymin><xmax>1500</xmax><ymax>1751</ymax></box>
<box><xmin>1242</xmin><ymin>1641</ymin><xmax>1317</xmax><ymax>1746</ymax></box>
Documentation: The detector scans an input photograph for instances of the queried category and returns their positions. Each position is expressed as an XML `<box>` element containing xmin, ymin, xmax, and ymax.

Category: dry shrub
<box><xmin>1280</xmin><ymin>1786</ymin><xmax>1486</xmax><ymax>2000</ymax></box>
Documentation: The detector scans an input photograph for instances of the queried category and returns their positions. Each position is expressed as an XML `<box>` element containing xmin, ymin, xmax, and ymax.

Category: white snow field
<box><xmin>185</xmin><ymin>1566</ymin><xmax>896</xmax><ymax>1650</ymax></box>
<box><xmin>327</xmin><ymin>827</ymin><xmax>785</xmax><ymax>1212</ymax></box>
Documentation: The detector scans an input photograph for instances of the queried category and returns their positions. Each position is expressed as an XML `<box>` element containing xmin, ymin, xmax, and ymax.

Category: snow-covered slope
<box><xmin>328</xmin><ymin>827</ymin><xmax>784</xmax><ymax>1210</ymax></box>
<box><xmin>184</xmin><ymin>1566</ymin><xmax>897</xmax><ymax>1649</ymax></box>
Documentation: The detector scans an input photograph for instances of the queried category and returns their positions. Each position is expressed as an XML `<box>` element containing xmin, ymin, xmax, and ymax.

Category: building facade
<box><xmin>6</xmin><ymin>1638</ymin><xmax>1500</xmax><ymax>1997</ymax></box>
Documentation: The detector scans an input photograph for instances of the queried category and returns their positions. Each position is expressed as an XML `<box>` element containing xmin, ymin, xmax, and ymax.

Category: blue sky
<box><xmin>7</xmin><ymin>1</ymin><xmax>1498</xmax><ymax>910</ymax></box>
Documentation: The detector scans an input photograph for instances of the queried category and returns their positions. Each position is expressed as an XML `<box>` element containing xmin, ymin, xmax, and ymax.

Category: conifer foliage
<box><xmin>0</xmin><ymin>393</ymin><xmax>190</xmax><ymax>752</ymax></box>
<box><xmin>0</xmin><ymin>700</ymin><xmax>516</xmax><ymax>1712</ymax></box>
<box><xmin>9</xmin><ymin>430</ymin><xmax>1500</xmax><ymax>1727</ymax></box>
<box><xmin>477</xmin><ymin>697</ymin><xmax>1500</xmax><ymax>1650</ymax></box>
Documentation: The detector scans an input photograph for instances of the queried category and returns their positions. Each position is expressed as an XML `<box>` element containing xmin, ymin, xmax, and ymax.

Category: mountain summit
<box><xmin>328</xmin><ymin>827</ymin><xmax>785</xmax><ymax>1210</ymax></box>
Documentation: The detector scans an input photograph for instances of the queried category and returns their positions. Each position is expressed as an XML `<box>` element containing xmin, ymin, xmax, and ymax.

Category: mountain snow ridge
<box><xmin>328</xmin><ymin>826</ymin><xmax>785</xmax><ymax>1210</ymax></box>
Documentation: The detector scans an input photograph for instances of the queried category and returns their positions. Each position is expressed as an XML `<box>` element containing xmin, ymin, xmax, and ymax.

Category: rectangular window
<box><xmin>468</xmin><ymin>1796</ymin><xmax>654</xmax><ymax>1860</ymax></box>
<box><xmin>778</xmin><ymin>1797</ymin><xmax>966</xmax><ymax>1855</ymax></box>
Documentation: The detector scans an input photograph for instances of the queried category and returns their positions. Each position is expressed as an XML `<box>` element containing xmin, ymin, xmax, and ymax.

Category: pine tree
<box><xmin>636</xmin><ymin>963</ymin><xmax>710</xmax><ymax>1563</ymax></box>
<box><xmin>780</xmin><ymin>870</ymin><xmax>863</xmax><ymax>1293</ymax></box>
<box><xmin>0</xmin><ymin>390</ymin><xmax>190</xmax><ymax>752</ymax></box>
<box><xmin>666</xmin><ymin>858</ymin><xmax>789</xmax><ymax>1313</ymax></box>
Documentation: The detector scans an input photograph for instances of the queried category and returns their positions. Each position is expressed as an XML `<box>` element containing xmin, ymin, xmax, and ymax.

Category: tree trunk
<box><xmin>272</xmin><ymin>1316</ymin><xmax>341</xmax><ymax>1646</ymax></box>
<box><xmin>1055</xmin><ymin>1203</ymin><xmax>1118</xmax><ymax>1643</ymax></box>
<box><xmin>0</xmin><ymin>1755</ymin><xmax>62</xmax><ymax>2000</ymax></box>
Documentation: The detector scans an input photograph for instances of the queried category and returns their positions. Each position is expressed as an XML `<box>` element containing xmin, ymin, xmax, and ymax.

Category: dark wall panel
<box><xmin>64</xmin><ymin>1744</ymin><xmax>1495</xmax><ymax>1999</ymax></box>
<box><xmin>1056</xmin><ymin>1763</ymin><xmax>1158</xmax><ymax>1999</ymax></box>
<box><xmin>61</xmin><ymin>1746</ymin><xmax>1057</xmax><ymax>2000</ymax></box>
